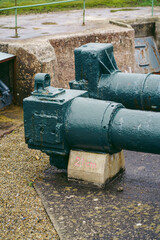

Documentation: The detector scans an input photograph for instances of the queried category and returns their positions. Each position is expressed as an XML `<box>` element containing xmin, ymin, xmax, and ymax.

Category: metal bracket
<box><xmin>32</xmin><ymin>73</ymin><xmax>65</xmax><ymax>98</ymax></box>
<box><xmin>0</xmin><ymin>80</ymin><xmax>12</xmax><ymax>109</ymax></box>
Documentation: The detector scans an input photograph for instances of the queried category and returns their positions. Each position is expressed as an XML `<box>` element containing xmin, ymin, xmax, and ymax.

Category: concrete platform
<box><xmin>35</xmin><ymin>150</ymin><xmax>160</xmax><ymax>240</ymax></box>
<box><xmin>0</xmin><ymin>7</ymin><xmax>160</xmax><ymax>40</ymax></box>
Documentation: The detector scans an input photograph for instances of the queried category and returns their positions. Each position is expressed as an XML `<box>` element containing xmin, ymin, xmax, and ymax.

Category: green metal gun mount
<box><xmin>70</xmin><ymin>43</ymin><xmax>160</xmax><ymax>111</ymax></box>
<box><xmin>24</xmin><ymin>73</ymin><xmax>160</xmax><ymax>169</ymax></box>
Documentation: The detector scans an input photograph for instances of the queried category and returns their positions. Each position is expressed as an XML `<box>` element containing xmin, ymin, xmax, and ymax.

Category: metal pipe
<box><xmin>0</xmin><ymin>0</ymin><xmax>85</xmax><ymax>35</ymax></box>
<box><xmin>0</xmin><ymin>0</ymin><xmax>80</xmax><ymax>11</ymax></box>
<box><xmin>14</xmin><ymin>0</ymin><xmax>18</xmax><ymax>38</ymax></box>
<box><xmin>99</xmin><ymin>72</ymin><xmax>160</xmax><ymax>111</ymax></box>
<box><xmin>152</xmin><ymin>0</ymin><xmax>154</xmax><ymax>17</ymax></box>
<box><xmin>64</xmin><ymin>97</ymin><xmax>160</xmax><ymax>155</ymax></box>
<box><xmin>15</xmin><ymin>8</ymin><xmax>18</xmax><ymax>38</ymax></box>
<box><xmin>111</xmin><ymin>108</ymin><xmax>160</xmax><ymax>154</ymax></box>
<box><xmin>83</xmin><ymin>0</ymin><xmax>85</xmax><ymax>25</ymax></box>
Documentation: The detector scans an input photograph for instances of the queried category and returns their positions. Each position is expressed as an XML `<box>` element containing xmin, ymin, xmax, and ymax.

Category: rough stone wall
<box><xmin>155</xmin><ymin>21</ymin><xmax>160</xmax><ymax>51</ymax></box>
<box><xmin>0</xmin><ymin>27</ymin><xmax>135</xmax><ymax>105</ymax></box>
<box><xmin>120</xmin><ymin>17</ymin><xmax>160</xmax><ymax>52</ymax></box>
<box><xmin>49</xmin><ymin>28</ymin><xmax>135</xmax><ymax>88</ymax></box>
<box><xmin>0</xmin><ymin>40</ymin><xmax>58</xmax><ymax>104</ymax></box>
<box><xmin>131</xmin><ymin>22</ymin><xmax>155</xmax><ymax>38</ymax></box>
<box><xmin>0</xmin><ymin>43</ymin><xmax>8</xmax><ymax>53</ymax></box>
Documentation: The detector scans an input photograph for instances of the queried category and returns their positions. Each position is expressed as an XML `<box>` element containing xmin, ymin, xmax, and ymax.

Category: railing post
<box><xmin>1</xmin><ymin>0</ymin><xmax>86</xmax><ymax>35</ymax></box>
<box><xmin>83</xmin><ymin>0</ymin><xmax>85</xmax><ymax>25</ymax></box>
<box><xmin>15</xmin><ymin>7</ymin><xmax>18</xmax><ymax>38</ymax></box>
<box><xmin>15</xmin><ymin>0</ymin><xmax>18</xmax><ymax>38</ymax></box>
<box><xmin>152</xmin><ymin>0</ymin><xmax>154</xmax><ymax>17</ymax></box>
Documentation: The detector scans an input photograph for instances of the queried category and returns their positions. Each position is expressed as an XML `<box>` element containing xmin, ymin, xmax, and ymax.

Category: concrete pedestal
<box><xmin>68</xmin><ymin>150</ymin><xmax>125</xmax><ymax>187</ymax></box>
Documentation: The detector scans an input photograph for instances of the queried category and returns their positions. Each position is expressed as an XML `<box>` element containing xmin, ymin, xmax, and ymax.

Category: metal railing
<box><xmin>152</xmin><ymin>0</ymin><xmax>154</xmax><ymax>16</ymax></box>
<box><xmin>0</xmin><ymin>0</ymin><xmax>86</xmax><ymax>38</ymax></box>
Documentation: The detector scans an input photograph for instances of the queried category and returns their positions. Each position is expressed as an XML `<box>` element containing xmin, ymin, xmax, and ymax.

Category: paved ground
<box><xmin>0</xmin><ymin>7</ymin><xmax>160</xmax><ymax>40</ymax></box>
<box><xmin>35</xmin><ymin>150</ymin><xmax>160</xmax><ymax>240</ymax></box>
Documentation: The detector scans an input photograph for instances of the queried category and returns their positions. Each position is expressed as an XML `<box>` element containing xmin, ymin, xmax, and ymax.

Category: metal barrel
<box><xmin>100</xmin><ymin>72</ymin><xmax>160</xmax><ymax>111</ymax></box>
<box><xmin>70</xmin><ymin>43</ymin><xmax>160</xmax><ymax>112</ymax></box>
<box><xmin>64</xmin><ymin>97</ymin><xmax>160</xmax><ymax>155</ymax></box>
<box><xmin>110</xmin><ymin>108</ymin><xmax>160</xmax><ymax>154</ymax></box>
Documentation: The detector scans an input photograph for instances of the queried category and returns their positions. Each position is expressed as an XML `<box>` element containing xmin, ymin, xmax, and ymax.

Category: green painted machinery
<box><xmin>24</xmin><ymin>73</ymin><xmax>160</xmax><ymax>169</ymax></box>
<box><xmin>70</xmin><ymin>43</ymin><xmax>160</xmax><ymax>111</ymax></box>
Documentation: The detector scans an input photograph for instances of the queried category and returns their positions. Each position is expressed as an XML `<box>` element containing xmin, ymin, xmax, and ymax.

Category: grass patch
<box><xmin>42</xmin><ymin>22</ymin><xmax>57</xmax><ymax>25</ymax></box>
<box><xmin>110</xmin><ymin>8</ymin><xmax>139</xmax><ymax>13</ymax></box>
<box><xmin>0</xmin><ymin>26</ymin><xmax>25</xmax><ymax>29</ymax></box>
<box><xmin>10</xmin><ymin>35</ymin><xmax>20</xmax><ymax>38</ymax></box>
<box><xmin>33</xmin><ymin>27</ymin><xmax>41</xmax><ymax>30</ymax></box>
<box><xmin>0</xmin><ymin>0</ymin><xmax>160</xmax><ymax>15</ymax></box>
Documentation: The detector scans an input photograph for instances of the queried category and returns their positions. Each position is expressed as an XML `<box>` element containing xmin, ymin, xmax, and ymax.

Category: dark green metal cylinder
<box><xmin>64</xmin><ymin>97</ymin><xmax>123</xmax><ymax>153</ymax></box>
<box><xmin>70</xmin><ymin>43</ymin><xmax>160</xmax><ymax>112</ymax></box>
<box><xmin>64</xmin><ymin>97</ymin><xmax>160</xmax><ymax>155</ymax></box>
<box><xmin>101</xmin><ymin>72</ymin><xmax>160</xmax><ymax>111</ymax></box>
<box><xmin>110</xmin><ymin>108</ymin><xmax>160</xmax><ymax>154</ymax></box>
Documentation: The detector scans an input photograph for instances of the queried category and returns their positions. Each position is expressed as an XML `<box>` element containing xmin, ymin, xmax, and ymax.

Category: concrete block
<box><xmin>155</xmin><ymin>22</ymin><xmax>160</xmax><ymax>34</ymax></box>
<box><xmin>8</xmin><ymin>40</ymin><xmax>58</xmax><ymax>104</ymax></box>
<box><xmin>68</xmin><ymin>150</ymin><xmax>125</xmax><ymax>187</ymax></box>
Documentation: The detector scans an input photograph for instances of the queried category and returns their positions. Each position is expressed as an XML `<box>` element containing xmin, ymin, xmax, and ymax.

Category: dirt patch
<box><xmin>0</xmin><ymin>105</ymin><xmax>23</xmax><ymax>138</ymax></box>
<box><xmin>0</xmin><ymin>126</ymin><xmax>59</xmax><ymax>239</ymax></box>
<box><xmin>42</xmin><ymin>22</ymin><xmax>57</xmax><ymax>25</ymax></box>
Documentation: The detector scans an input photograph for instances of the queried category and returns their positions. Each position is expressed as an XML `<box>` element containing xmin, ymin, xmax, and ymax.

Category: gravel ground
<box><xmin>0</xmin><ymin>126</ymin><xmax>59</xmax><ymax>240</ymax></box>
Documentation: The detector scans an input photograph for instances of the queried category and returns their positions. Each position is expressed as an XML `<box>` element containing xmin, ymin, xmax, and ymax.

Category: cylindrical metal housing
<box><xmin>64</xmin><ymin>97</ymin><xmax>160</xmax><ymax>154</ymax></box>
<box><xmin>71</xmin><ymin>42</ymin><xmax>160</xmax><ymax>112</ymax></box>
<box><xmin>100</xmin><ymin>72</ymin><xmax>160</xmax><ymax>111</ymax></box>
<box><xmin>64</xmin><ymin>97</ymin><xmax>123</xmax><ymax>153</ymax></box>
<box><xmin>110</xmin><ymin>108</ymin><xmax>160</xmax><ymax>154</ymax></box>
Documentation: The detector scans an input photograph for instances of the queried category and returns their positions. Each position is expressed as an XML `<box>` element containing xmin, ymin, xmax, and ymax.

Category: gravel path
<box><xmin>0</xmin><ymin>127</ymin><xmax>59</xmax><ymax>240</ymax></box>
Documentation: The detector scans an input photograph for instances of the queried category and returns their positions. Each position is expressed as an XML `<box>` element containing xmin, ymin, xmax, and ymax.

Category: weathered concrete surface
<box><xmin>112</xmin><ymin>16</ymin><xmax>160</xmax><ymax>50</ymax></box>
<box><xmin>6</xmin><ymin>41</ymin><xmax>58</xmax><ymax>104</ymax></box>
<box><xmin>0</xmin><ymin>7</ymin><xmax>160</xmax><ymax>40</ymax></box>
<box><xmin>0</xmin><ymin>7</ymin><xmax>159</xmax><ymax>104</ymax></box>
<box><xmin>132</xmin><ymin>22</ymin><xmax>155</xmax><ymax>38</ymax></box>
<box><xmin>35</xmin><ymin>150</ymin><xmax>160</xmax><ymax>240</ymax></box>
<box><xmin>0</xmin><ymin>25</ymin><xmax>135</xmax><ymax>102</ymax></box>
<box><xmin>68</xmin><ymin>150</ymin><xmax>125</xmax><ymax>187</ymax></box>
<box><xmin>0</xmin><ymin>105</ymin><xmax>23</xmax><ymax>138</ymax></box>
<box><xmin>156</xmin><ymin>21</ymin><xmax>160</xmax><ymax>51</ymax></box>
<box><xmin>49</xmin><ymin>27</ymin><xmax>135</xmax><ymax>88</ymax></box>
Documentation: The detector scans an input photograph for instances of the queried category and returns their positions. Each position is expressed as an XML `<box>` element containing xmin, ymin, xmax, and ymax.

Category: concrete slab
<box><xmin>35</xmin><ymin>150</ymin><xmax>160</xmax><ymax>240</ymax></box>
<box><xmin>0</xmin><ymin>7</ymin><xmax>159</xmax><ymax>40</ymax></box>
<box><xmin>0</xmin><ymin>105</ymin><xmax>23</xmax><ymax>138</ymax></box>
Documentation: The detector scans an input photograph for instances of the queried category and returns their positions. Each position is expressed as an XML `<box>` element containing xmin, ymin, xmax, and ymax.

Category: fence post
<box><xmin>83</xmin><ymin>0</ymin><xmax>85</xmax><ymax>25</ymax></box>
<box><xmin>15</xmin><ymin>0</ymin><xmax>18</xmax><ymax>37</ymax></box>
<box><xmin>15</xmin><ymin>7</ymin><xmax>18</xmax><ymax>37</ymax></box>
<box><xmin>152</xmin><ymin>0</ymin><xmax>154</xmax><ymax>17</ymax></box>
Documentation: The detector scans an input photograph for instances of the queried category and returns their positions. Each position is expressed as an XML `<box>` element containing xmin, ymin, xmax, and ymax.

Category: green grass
<box><xmin>42</xmin><ymin>21</ymin><xmax>57</xmax><ymax>25</ymax></box>
<box><xmin>0</xmin><ymin>0</ymin><xmax>160</xmax><ymax>15</ymax></box>
<box><xmin>110</xmin><ymin>8</ymin><xmax>139</xmax><ymax>13</ymax></box>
